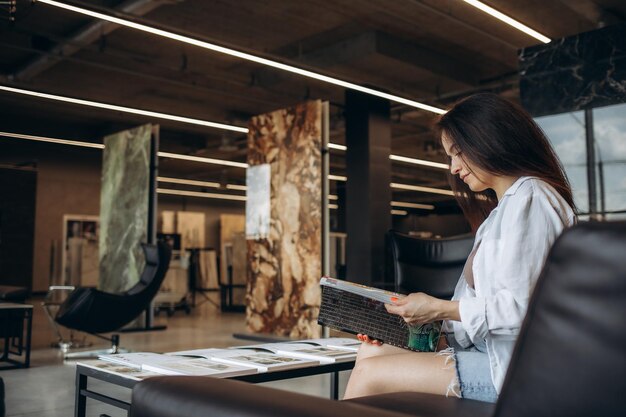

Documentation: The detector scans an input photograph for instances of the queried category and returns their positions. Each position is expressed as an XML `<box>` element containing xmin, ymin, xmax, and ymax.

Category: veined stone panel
<box><xmin>99</xmin><ymin>124</ymin><xmax>152</xmax><ymax>292</ymax></box>
<box><xmin>246</xmin><ymin>101</ymin><xmax>323</xmax><ymax>338</ymax></box>
<box><xmin>520</xmin><ymin>23</ymin><xmax>626</xmax><ymax>117</ymax></box>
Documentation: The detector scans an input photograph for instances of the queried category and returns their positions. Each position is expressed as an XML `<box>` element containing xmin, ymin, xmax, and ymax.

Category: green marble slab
<box><xmin>99</xmin><ymin>124</ymin><xmax>152</xmax><ymax>292</ymax></box>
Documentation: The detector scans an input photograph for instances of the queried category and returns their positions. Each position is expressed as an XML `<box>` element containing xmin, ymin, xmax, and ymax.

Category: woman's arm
<box><xmin>385</xmin><ymin>293</ymin><xmax>460</xmax><ymax>324</ymax></box>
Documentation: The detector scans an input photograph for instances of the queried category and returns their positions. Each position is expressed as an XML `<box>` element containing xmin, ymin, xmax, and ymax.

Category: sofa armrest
<box><xmin>130</xmin><ymin>376</ymin><xmax>495</xmax><ymax>417</ymax></box>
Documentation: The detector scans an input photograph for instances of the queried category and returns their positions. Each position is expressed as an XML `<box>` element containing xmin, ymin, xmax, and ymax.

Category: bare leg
<box><xmin>355</xmin><ymin>341</ymin><xmax>406</xmax><ymax>361</ymax></box>
<box><xmin>344</xmin><ymin>350</ymin><xmax>459</xmax><ymax>400</ymax></box>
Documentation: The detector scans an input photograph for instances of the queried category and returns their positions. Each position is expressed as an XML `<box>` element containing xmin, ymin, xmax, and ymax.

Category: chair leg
<box><xmin>63</xmin><ymin>333</ymin><xmax>127</xmax><ymax>359</ymax></box>
<box><xmin>111</xmin><ymin>334</ymin><xmax>119</xmax><ymax>354</ymax></box>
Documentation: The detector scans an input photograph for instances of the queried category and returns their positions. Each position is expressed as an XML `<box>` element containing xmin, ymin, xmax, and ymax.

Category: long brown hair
<box><xmin>435</xmin><ymin>93</ymin><xmax>575</xmax><ymax>232</ymax></box>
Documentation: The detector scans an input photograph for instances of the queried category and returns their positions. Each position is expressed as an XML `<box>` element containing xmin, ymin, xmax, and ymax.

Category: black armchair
<box><xmin>55</xmin><ymin>241</ymin><xmax>171</xmax><ymax>355</ymax></box>
<box><xmin>130</xmin><ymin>222</ymin><xmax>626</xmax><ymax>417</ymax></box>
<box><xmin>387</xmin><ymin>230</ymin><xmax>474</xmax><ymax>298</ymax></box>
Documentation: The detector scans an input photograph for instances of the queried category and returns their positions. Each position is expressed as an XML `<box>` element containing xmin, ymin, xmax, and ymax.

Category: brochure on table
<box><xmin>78</xmin><ymin>360</ymin><xmax>162</xmax><ymax>381</ymax></box>
<box><xmin>246</xmin><ymin>342</ymin><xmax>356</xmax><ymax>364</ymax></box>
<box><xmin>99</xmin><ymin>349</ymin><xmax>258</xmax><ymax>377</ymax></box>
<box><xmin>98</xmin><ymin>352</ymin><xmax>182</xmax><ymax>369</ymax></box>
<box><xmin>93</xmin><ymin>337</ymin><xmax>359</xmax><ymax>377</ymax></box>
<box><xmin>142</xmin><ymin>358</ymin><xmax>257</xmax><ymax>378</ymax></box>
<box><xmin>294</xmin><ymin>337</ymin><xmax>361</xmax><ymax>352</ymax></box>
<box><xmin>206</xmin><ymin>348</ymin><xmax>319</xmax><ymax>372</ymax></box>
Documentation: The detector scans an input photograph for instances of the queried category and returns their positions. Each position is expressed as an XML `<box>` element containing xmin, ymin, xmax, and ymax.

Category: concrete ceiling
<box><xmin>0</xmin><ymin>0</ymin><xmax>624</xmax><ymax>208</ymax></box>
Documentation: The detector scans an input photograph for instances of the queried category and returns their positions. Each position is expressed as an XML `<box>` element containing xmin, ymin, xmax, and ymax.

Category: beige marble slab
<box><xmin>246</xmin><ymin>101</ymin><xmax>323</xmax><ymax>338</ymax></box>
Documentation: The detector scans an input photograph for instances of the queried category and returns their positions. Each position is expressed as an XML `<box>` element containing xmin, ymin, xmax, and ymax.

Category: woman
<box><xmin>343</xmin><ymin>93</ymin><xmax>577</xmax><ymax>403</ymax></box>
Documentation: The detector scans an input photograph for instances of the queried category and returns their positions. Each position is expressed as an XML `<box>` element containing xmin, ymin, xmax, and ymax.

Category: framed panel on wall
<box><xmin>62</xmin><ymin>214</ymin><xmax>99</xmax><ymax>287</ymax></box>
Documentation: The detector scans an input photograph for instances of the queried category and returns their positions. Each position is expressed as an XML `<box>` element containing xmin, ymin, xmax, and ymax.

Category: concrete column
<box><xmin>345</xmin><ymin>90</ymin><xmax>391</xmax><ymax>286</ymax></box>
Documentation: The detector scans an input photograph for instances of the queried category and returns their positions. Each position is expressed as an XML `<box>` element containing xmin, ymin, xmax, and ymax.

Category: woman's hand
<box><xmin>357</xmin><ymin>333</ymin><xmax>383</xmax><ymax>346</ymax></box>
<box><xmin>385</xmin><ymin>293</ymin><xmax>460</xmax><ymax>324</ymax></box>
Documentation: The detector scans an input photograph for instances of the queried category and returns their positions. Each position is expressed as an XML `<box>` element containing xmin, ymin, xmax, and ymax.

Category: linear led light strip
<box><xmin>391</xmin><ymin>182</ymin><xmax>454</xmax><ymax>196</ymax></box>
<box><xmin>157</xmin><ymin>188</ymin><xmax>246</xmax><ymax>202</ymax></box>
<box><xmin>159</xmin><ymin>184</ymin><xmax>432</xmax><ymax>210</ymax></box>
<box><xmin>328</xmin><ymin>143</ymin><xmax>449</xmax><ymax>170</ymax></box>
<box><xmin>161</xmin><ymin>188</ymin><xmax>425</xmax><ymax>213</ymax></box>
<box><xmin>1</xmin><ymin>132</ymin><xmax>434</xmax><ymax>208</ymax></box>
<box><xmin>0</xmin><ymin>85</ymin><xmax>247</xmax><ymax>134</ymax></box>
<box><xmin>390</xmin><ymin>154</ymin><xmax>448</xmax><ymax>170</ymax></box>
<box><xmin>0</xmin><ymin>129</ymin><xmax>247</xmax><ymax>169</ymax></box>
<box><xmin>0</xmin><ymin>85</ymin><xmax>448</xmax><ymax>170</ymax></box>
<box><xmin>329</xmin><ymin>194</ymin><xmax>433</xmax><ymax>210</ymax></box>
<box><xmin>327</xmin><ymin>143</ymin><xmax>347</xmax><ymax>151</ymax></box>
<box><xmin>328</xmin><ymin>175</ymin><xmax>454</xmax><ymax>197</ymax></box>
<box><xmin>0</xmin><ymin>130</ymin><xmax>451</xmax><ymax>197</ymax></box>
<box><xmin>328</xmin><ymin>204</ymin><xmax>407</xmax><ymax>216</ymax></box>
<box><xmin>0</xmin><ymin>130</ymin><xmax>106</xmax><ymax>149</ymax></box>
<box><xmin>463</xmin><ymin>0</ymin><xmax>551</xmax><ymax>44</ymax></box>
<box><xmin>158</xmin><ymin>151</ymin><xmax>247</xmax><ymax>169</ymax></box>
<box><xmin>392</xmin><ymin>201</ymin><xmax>435</xmax><ymax>210</ymax></box>
<box><xmin>158</xmin><ymin>177</ymin><xmax>249</xmax><ymax>192</ymax></box>
<box><xmin>160</xmin><ymin>190</ymin><xmax>422</xmax><ymax>214</ymax></box>
<box><xmin>158</xmin><ymin>176</ymin><xmax>220</xmax><ymax>188</ymax></box>
<box><xmin>0</xmin><ymin>132</ymin><xmax>249</xmax><ymax>200</ymax></box>
<box><xmin>37</xmin><ymin>0</ymin><xmax>446</xmax><ymax>115</ymax></box>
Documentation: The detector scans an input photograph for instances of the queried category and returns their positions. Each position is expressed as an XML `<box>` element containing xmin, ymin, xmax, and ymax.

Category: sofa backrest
<box><xmin>496</xmin><ymin>222</ymin><xmax>626</xmax><ymax>417</ymax></box>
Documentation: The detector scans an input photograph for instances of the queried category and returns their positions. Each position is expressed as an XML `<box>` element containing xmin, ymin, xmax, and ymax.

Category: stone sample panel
<box><xmin>246</xmin><ymin>101</ymin><xmax>323</xmax><ymax>338</ymax></box>
<box><xmin>520</xmin><ymin>23</ymin><xmax>626</xmax><ymax>117</ymax></box>
<box><xmin>99</xmin><ymin>124</ymin><xmax>152</xmax><ymax>292</ymax></box>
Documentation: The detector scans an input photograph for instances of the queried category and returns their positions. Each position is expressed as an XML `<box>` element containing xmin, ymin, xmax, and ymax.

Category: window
<box><xmin>536</xmin><ymin>111</ymin><xmax>588</xmax><ymax>213</ymax></box>
<box><xmin>536</xmin><ymin>103</ymin><xmax>626</xmax><ymax>221</ymax></box>
<box><xmin>593</xmin><ymin>103</ymin><xmax>626</xmax><ymax>220</ymax></box>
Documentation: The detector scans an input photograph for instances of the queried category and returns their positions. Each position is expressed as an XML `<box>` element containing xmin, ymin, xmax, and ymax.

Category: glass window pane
<box><xmin>535</xmin><ymin>111</ymin><xmax>588</xmax><ymax>213</ymax></box>
<box><xmin>593</xmin><ymin>103</ymin><xmax>626</xmax><ymax>214</ymax></box>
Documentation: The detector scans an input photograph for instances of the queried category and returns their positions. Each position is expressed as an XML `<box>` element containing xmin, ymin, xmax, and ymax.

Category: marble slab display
<box><xmin>177</xmin><ymin>211</ymin><xmax>206</xmax><ymax>252</ymax></box>
<box><xmin>161</xmin><ymin>210</ymin><xmax>176</xmax><ymax>234</ymax></box>
<box><xmin>220</xmin><ymin>214</ymin><xmax>246</xmax><ymax>289</ymax></box>
<box><xmin>99</xmin><ymin>125</ymin><xmax>152</xmax><ymax>293</ymax></box>
<box><xmin>246</xmin><ymin>100</ymin><xmax>323</xmax><ymax>339</ymax></box>
<box><xmin>520</xmin><ymin>23</ymin><xmax>626</xmax><ymax>117</ymax></box>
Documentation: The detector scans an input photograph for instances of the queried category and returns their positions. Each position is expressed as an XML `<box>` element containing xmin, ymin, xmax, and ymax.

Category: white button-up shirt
<box><xmin>450</xmin><ymin>176</ymin><xmax>576</xmax><ymax>393</ymax></box>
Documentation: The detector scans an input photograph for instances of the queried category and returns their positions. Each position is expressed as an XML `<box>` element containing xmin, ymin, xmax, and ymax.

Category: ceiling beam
<box><xmin>374</xmin><ymin>32</ymin><xmax>480</xmax><ymax>86</ymax></box>
<box><xmin>13</xmin><ymin>0</ymin><xmax>179</xmax><ymax>81</ymax></box>
<box><xmin>252</xmin><ymin>31</ymin><xmax>378</xmax><ymax>88</ymax></box>
<box><xmin>252</xmin><ymin>31</ymin><xmax>481</xmax><ymax>89</ymax></box>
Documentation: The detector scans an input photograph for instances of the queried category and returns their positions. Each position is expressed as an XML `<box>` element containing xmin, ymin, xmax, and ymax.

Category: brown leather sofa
<box><xmin>130</xmin><ymin>222</ymin><xmax>626</xmax><ymax>417</ymax></box>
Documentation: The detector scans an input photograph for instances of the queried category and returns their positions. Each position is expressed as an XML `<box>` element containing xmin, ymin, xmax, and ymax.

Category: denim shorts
<box><xmin>447</xmin><ymin>337</ymin><xmax>498</xmax><ymax>403</ymax></box>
